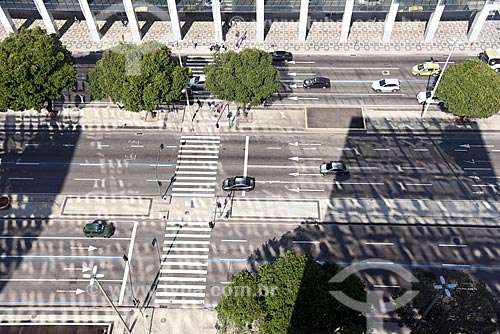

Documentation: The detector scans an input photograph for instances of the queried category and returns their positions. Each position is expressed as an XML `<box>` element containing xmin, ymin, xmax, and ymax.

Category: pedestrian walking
<box><xmin>193</xmin><ymin>41</ymin><xmax>198</xmax><ymax>49</ymax></box>
<box><xmin>215</xmin><ymin>104</ymin><xmax>221</xmax><ymax>113</ymax></box>
<box><xmin>196</xmin><ymin>99</ymin><xmax>202</xmax><ymax>108</ymax></box>
<box><xmin>209</xmin><ymin>221</ymin><xmax>215</xmax><ymax>229</ymax></box>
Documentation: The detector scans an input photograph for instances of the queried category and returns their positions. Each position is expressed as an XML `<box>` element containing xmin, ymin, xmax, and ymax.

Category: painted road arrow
<box><xmin>70</xmin><ymin>245</ymin><xmax>98</xmax><ymax>252</ymax></box>
<box><xmin>460</xmin><ymin>144</ymin><xmax>494</xmax><ymax>149</ymax></box>
<box><xmin>288</xmin><ymin>96</ymin><xmax>319</xmax><ymax>101</ymax></box>
<box><xmin>287</xmin><ymin>61</ymin><xmax>315</xmax><ymax>64</ymax></box>
<box><xmin>469</xmin><ymin>175</ymin><xmax>481</xmax><ymax>180</ymax></box>
<box><xmin>289</xmin><ymin>142</ymin><xmax>321</xmax><ymax>147</ymax></box>
<box><xmin>288</xmin><ymin>72</ymin><xmax>316</xmax><ymax>76</ymax></box>
<box><xmin>289</xmin><ymin>172</ymin><xmax>322</xmax><ymax>177</ymax></box>
<box><xmin>57</xmin><ymin>288</ymin><xmax>86</xmax><ymax>295</ymax></box>
<box><xmin>288</xmin><ymin>188</ymin><xmax>325</xmax><ymax>193</ymax></box>
<box><xmin>63</xmin><ymin>266</ymin><xmax>92</xmax><ymax>272</ymax></box>
<box><xmin>289</xmin><ymin>84</ymin><xmax>298</xmax><ymax>88</ymax></box>
<box><xmin>289</xmin><ymin>156</ymin><xmax>322</xmax><ymax>161</ymax></box>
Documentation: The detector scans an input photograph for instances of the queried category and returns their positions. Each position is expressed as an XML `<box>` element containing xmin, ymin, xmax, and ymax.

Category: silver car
<box><xmin>320</xmin><ymin>161</ymin><xmax>349</xmax><ymax>175</ymax></box>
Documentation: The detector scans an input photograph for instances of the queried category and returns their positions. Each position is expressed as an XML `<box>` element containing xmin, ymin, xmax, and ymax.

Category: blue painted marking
<box><xmin>1</xmin><ymin>161</ymin><xmax>176</xmax><ymax>167</ymax></box>
<box><xmin>0</xmin><ymin>255</ymin><xmax>123</xmax><ymax>261</ymax></box>
<box><xmin>0</xmin><ymin>301</ymin><xmax>105</xmax><ymax>305</ymax></box>
<box><xmin>209</xmin><ymin>259</ymin><xmax>500</xmax><ymax>271</ymax></box>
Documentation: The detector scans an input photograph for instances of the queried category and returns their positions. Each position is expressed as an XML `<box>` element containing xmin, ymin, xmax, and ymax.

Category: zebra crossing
<box><xmin>155</xmin><ymin>220</ymin><xmax>212</xmax><ymax>306</ymax></box>
<box><xmin>172</xmin><ymin>135</ymin><xmax>220</xmax><ymax>198</ymax></box>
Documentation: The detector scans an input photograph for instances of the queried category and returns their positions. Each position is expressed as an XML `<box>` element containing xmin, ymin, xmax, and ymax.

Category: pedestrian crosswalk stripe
<box><xmin>166</xmin><ymin>247</ymin><xmax>210</xmax><ymax>252</ymax></box>
<box><xmin>159</xmin><ymin>277</ymin><xmax>207</xmax><ymax>282</ymax></box>
<box><xmin>164</xmin><ymin>233</ymin><xmax>211</xmax><ymax>238</ymax></box>
<box><xmin>160</xmin><ymin>269</ymin><xmax>208</xmax><ymax>274</ymax></box>
<box><xmin>156</xmin><ymin>292</ymin><xmax>205</xmax><ymax>297</ymax></box>
<box><xmin>165</xmin><ymin>227</ymin><xmax>212</xmax><ymax>232</ymax></box>
<box><xmin>175</xmin><ymin>171</ymin><xmax>217</xmax><ymax>175</ymax></box>
<box><xmin>176</xmin><ymin>165</ymin><xmax>218</xmax><ymax>169</ymax></box>
<box><xmin>177</xmin><ymin>155</ymin><xmax>219</xmax><ymax>159</ymax></box>
<box><xmin>171</xmin><ymin>188</ymin><xmax>215</xmax><ymax>192</ymax></box>
<box><xmin>177</xmin><ymin>160</ymin><xmax>218</xmax><ymax>164</ymax></box>
<box><xmin>166</xmin><ymin>221</ymin><xmax>210</xmax><ymax>226</ymax></box>
<box><xmin>157</xmin><ymin>284</ymin><xmax>206</xmax><ymax>289</ymax></box>
<box><xmin>163</xmin><ymin>240</ymin><xmax>210</xmax><ymax>245</ymax></box>
<box><xmin>171</xmin><ymin>193</ymin><xmax>214</xmax><ymax>197</ymax></box>
<box><xmin>175</xmin><ymin>176</ymin><xmax>217</xmax><ymax>180</ymax></box>
<box><xmin>180</xmin><ymin>136</ymin><xmax>219</xmax><ymax>139</ymax></box>
<box><xmin>172</xmin><ymin>182</ymin><xmax>216</xmax><ymax>186</ymax></box>
<box><xmin>162</xmin><ymin>261</ymin><xmax>208</xmax><ymax>266</ymax></box>
<box><xmin>180</xmin><ymin>145</ymin><xmax>220</xmax><ymax>149</ymax></box>
<box><xmin>181</xmin><ymin>140</ymin><xmax>220</xmax><ymax>144</ymax></box>
<box><xmin>163</xmin><ymin>254</ymin><xmax>209</xmax><ymax>259</ymax></box>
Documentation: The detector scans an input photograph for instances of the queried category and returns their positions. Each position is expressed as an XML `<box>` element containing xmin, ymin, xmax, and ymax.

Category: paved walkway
<box><xmin>1</xmin><ymin>19</ymin><xmax>499</xmax><ymax>55</ymax></box>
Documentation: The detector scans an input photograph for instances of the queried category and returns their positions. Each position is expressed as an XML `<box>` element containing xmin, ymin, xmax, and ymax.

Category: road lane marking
<box><xmin>366</xmin><ymin>261</ymin><xmax>394</xmax><ymax>264</ymax></box>
<box><xmin>267</xmin><ymin>147</ymin><xmax>282</xmax><ymax>150</ymax></box>
<box><xmin>8</xmin><ymin>177</ymin><xmax>34</xmax><ymax>180</ymax></box>
<box><xmin>0</xmin><ymin>278</ymin><xmax>121</xmax><ymax>282</ymax></box>
<box><xmin>373</xmin><ymin>285</ymin><xmax>400</xmax><ymax>288</ymax></box>
<box><xmin>438</xmin><ymin>244</ymin><xmax>467</xmax><ymax>247</ymax></box>
<box><xmin>221</xmin><ymin>239</ymin><xmax>248</xmax><ymax>242</ymax></box>
<box><xmin>405</xmin><ymin>183</ymin><xmax>433</xmax><ymax>186</ymax></box>
<box><xmin>288</xmin><ymin>188</ymin><xmax>324</xmax><ymax>192</ymax></box>
<box><xmin>442</xmin><ymin>263</ymin><xmax>470</xmax><ymax>267</ymax></box>
<box><xmin>0</xmin><ymin>255</ymin><xmax>122</xmax><ymax>260</ymax></box>
<box><xmin>74</xmin><ymin>178</ymin><xmax>101</xmax><ymax>181</ymax></box>
<box><xmin>119</xmin><ymin>221</ymin><xmax>138</xmax><ymax>305</ymax></box>
<box><xmin>249</xmin><ymin>165</ymin><xmax>317</xmax><ymax>169</ymax></box>
<box><xmin>414</xmin><ymin>148</ymin><xmax>429</xmax><ymax>151</ymax></box>
<box><xmin>365</xmin><ymin>242</ymin><xmax>394</xmax><ymax>245</ymax></box>
<box><xmin>464</xmin><ymin>167</ymin><xmax>492</xmax><ymax>171</ymax></box>
<box><xmin>374</xmin><ymin>148</ymin><xmax>391</xmax><ymax>151</ymax></box>
<box><xmin>16</xmin><ymin>162</ymin><xmax>39</xmax><ymax>165</ymax></box>
<box><xmin>257</xmin><ymin>180</ymin><xmax>385</xmax><ymax>185</ymax></box>
<box><xmin>293</xmin><ymin>241</ymin><xmax>320</xmax><ymax>244</ymax></box>
<box><xmin>242</xmin><ymin>136</ymin><xmax>250</xmax><ymax>197</ymax></box>
<box><xmin>454</xmin><ymin>149</ymin><xmax>467</xmax><ymax>152</ymax></box>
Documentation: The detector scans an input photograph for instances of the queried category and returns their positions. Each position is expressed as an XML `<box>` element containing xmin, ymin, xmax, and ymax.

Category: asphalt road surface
<box><xmin>2</xmin><ymin>131</ymin><xmax>498</xmax><ymax>201</ymax></box>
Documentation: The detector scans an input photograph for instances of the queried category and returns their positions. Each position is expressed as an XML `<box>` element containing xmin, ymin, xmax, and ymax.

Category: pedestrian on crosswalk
<box><xmin>209</xmin><ymin>221</ymin><xmax>215</xmax><ymax>229</ymax></box>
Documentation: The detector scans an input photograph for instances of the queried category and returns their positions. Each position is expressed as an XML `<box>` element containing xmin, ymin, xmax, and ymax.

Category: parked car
<box><xmin>189</xmin><ymin>75</ymin><xmax>206</xmax><ymax>89</ymax></box>
<box><xmin>83</xmin><ymin>220</ymin><xmax>115</xmax><ymax>238</ymax></box>
<box><xmin>222</xmin><ymin>176</ymin><xmax>256</xmax><ymax>191</ymax></box>
<box><xmin>416</xmin><ymin>91</ymin><xmax>445</xmax><ymax>105</ymax></box>
<box><xmin>411</xmin><ymin>62</ymin><xmax>440</xmax><ymax>76</ymax></box>
<box><xmin>371</xmin><ymin>79</ymin><xmax>400</xmax><ymax>92</ymax></box>
<box><xmin>320</xmin><ymin>161</ymin><xmax>349</xmax><ymax>175</ymax></box>
<box><xmin>303</xmin><ymin>77</ymin><xmax>331</xmax><ymax>89</ymax></box>
<box><xmin>270</xmin><ymin>51</ymin><xmax>293</xmax><ymax>62</ymax></box>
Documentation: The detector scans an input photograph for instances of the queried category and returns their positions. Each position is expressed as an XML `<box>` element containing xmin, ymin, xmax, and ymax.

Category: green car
<box><xmin>83</xmin><ymin>221</ymin><xmax>115</xmax><ymax>238</ymax></box>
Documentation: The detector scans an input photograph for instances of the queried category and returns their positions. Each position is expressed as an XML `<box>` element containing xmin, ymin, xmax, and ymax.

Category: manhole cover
<box><xmin>382</xmin><ymin>70</ymin><xmax>390</xmax><ymax>75</ymax></box>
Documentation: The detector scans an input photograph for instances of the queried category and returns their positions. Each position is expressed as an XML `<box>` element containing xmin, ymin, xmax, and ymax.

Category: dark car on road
<box><xmin>83</xmin><ymin>220</ymin><xmax>115</xmax><ymax>238</ymax></box>
<box><xmin>270</xmin><ymin>51</ymin><xmax>293</xmax><ymax>62</ymax></box>
<box><xmin>320</xmin><ymin>161</ymin><xmax>349</xmax><ymax>175</ymax></box>
<box><xmin>222</xmin><ymin>176</ymin><xmax>256</xmax><ymax>191</ymax></box>
<box><xmin>303</xmin><ymin>77</ymin><xmax>331</xmax><ymax>89</ymax></box>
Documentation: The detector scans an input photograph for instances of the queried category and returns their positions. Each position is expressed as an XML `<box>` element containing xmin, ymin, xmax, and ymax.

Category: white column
<box><xmin>382</xmin><ymin>0</ymin><xmax>399</xmax><ymax>43</ymax></box>
<box><xmin>467</xmin><ymin>1</ymin><xmax>495</xmax><ymax>42</ymax></box>
<box><xmin>424</xmin><ymin>0</ymin><xmax>444</xmax><ymax>43</ymax></box>
<box><xmin>0</xmin><ymin>6</ymin><xmax>16</xmax><ymax>34</ymax></box>
<box><xmin>298</xmin><ymin>0</ymin><xmax>309</xmax><ymax>41</ymax></box>
<box><xmin>212</xmin><ymin>0</ymin><xmax>223</xmax><ymax>42</ymax></box>
<box><xmin>78</xmin><ymin>0</ymin><xmax>101</xmax><ymax>41</ymax></box>
<box><xmin>166</xmin><ymin>0</ymin><xmax>182</xmax><ymax>40</ymax></box>
<box><xmin>123</xmin><ymin>0</ymin><xmax>141</xmax><ymax>43</ymax></box>
<box><xmin>33</xmin><ymin>0</ymin><xmax>58</xmax><ymax>34</ymax></box>
<box><xmin>340</xmin><ymin>0</ymin><xmax>354</xmax><ymax>42</ymax></box>
<box><xmin>256</xmin><ymin>0</ymin><xmax>264</xmax><ymax>42</ymax></box>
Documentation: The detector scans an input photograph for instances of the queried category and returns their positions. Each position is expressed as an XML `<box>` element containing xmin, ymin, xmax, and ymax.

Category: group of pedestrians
<box><xmin>209</xmin><ymin>43</ymin><xmax>228</xmax><ymax>52</ymax></box>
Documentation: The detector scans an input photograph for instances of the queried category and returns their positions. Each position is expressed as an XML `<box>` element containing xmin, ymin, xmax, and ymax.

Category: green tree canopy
<box><xmin>87</xmin><ymin>42</ymin><xmax>189</xmax><ymax>112</ymax></box>
<box><xmin>0</xmin><ymin>27</ymin><xmax>76</xmax><ymax>112</ymax></box>
<box><xmin>436</xmin><ymin>59</ymin><xmax>500</xmax><ymax>118</ymax></box>
<box><xmin>216</xmin><ymin>252</ymin><xmax>365</xmax><ymax>334</ymax></box>
<box><xmin>204</xmin><ymin>48</ymin><xmax>280</xmax><ymax>106</ymax></box>
<box><xmin>394</xmin><ymin>271</ymin><xmax>500</xmax><ymax>334</ymax></box>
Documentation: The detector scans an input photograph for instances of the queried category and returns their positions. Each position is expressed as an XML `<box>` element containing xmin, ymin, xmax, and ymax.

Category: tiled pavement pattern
<box><xmin>1</xmin><ymin>19</ymin><xmax>500</xmax><ymax>55</ymax></box>
<box><xmin>155</xmin><ymin>220</ymin><xmax>212</xmax><ymax>306</ymax></box>
<box><xmin>171</xmin><ymin>135</ymin><xmax>220</xmax><ymax>198</ymax></box>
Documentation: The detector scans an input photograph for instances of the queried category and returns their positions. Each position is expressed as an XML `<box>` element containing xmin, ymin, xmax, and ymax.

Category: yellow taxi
<box><xmin>411</xmin><ymin>62</ymin><xmax>441</xmax><ymax>76</ymax></box>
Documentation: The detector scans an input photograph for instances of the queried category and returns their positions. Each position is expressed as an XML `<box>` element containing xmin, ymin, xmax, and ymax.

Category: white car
<box><xmin>189</xmin><ymin>75</ymin><xmax>206</xmax><ymax>89</ymax></box>
<box><xmin>416</xmin><ymin>91</ymin><xmax>444</xmax><ymax>105</ymax></box>
<box><xmin>371</xmin><ymin>78</ymin><xmax>401</xmax><ymax>92</ymax></box>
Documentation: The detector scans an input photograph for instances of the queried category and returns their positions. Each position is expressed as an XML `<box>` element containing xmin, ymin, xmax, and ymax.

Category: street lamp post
<box><xmin>155</xmin><ymin>143</ymin><xmax>164</xmax><ymax>197</ymax></box>
<box><xmin>421</xmin><ymin>40</ymin><xmax>458</xmax><ymax>118</ymax></box>
<box><xmin>152</xmin><ymin>237</ymin><xmax>162</xmax><ymax>265</ymax></box>
<box><xmin>90</xmin><ymin>275</ymin><xmax>132</xmax><ymax>333</ymax></box>
<box><xmin>123</xmin><ymin>254</ymin><xmax>140</xmax><ymax>308</ymax></box>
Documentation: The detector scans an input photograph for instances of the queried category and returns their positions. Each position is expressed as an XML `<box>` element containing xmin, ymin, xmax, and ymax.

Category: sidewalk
<box><xmin>2</xmin><ymin>19</ymin><xmax>499</xmax><ymax>56</ymax></box>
